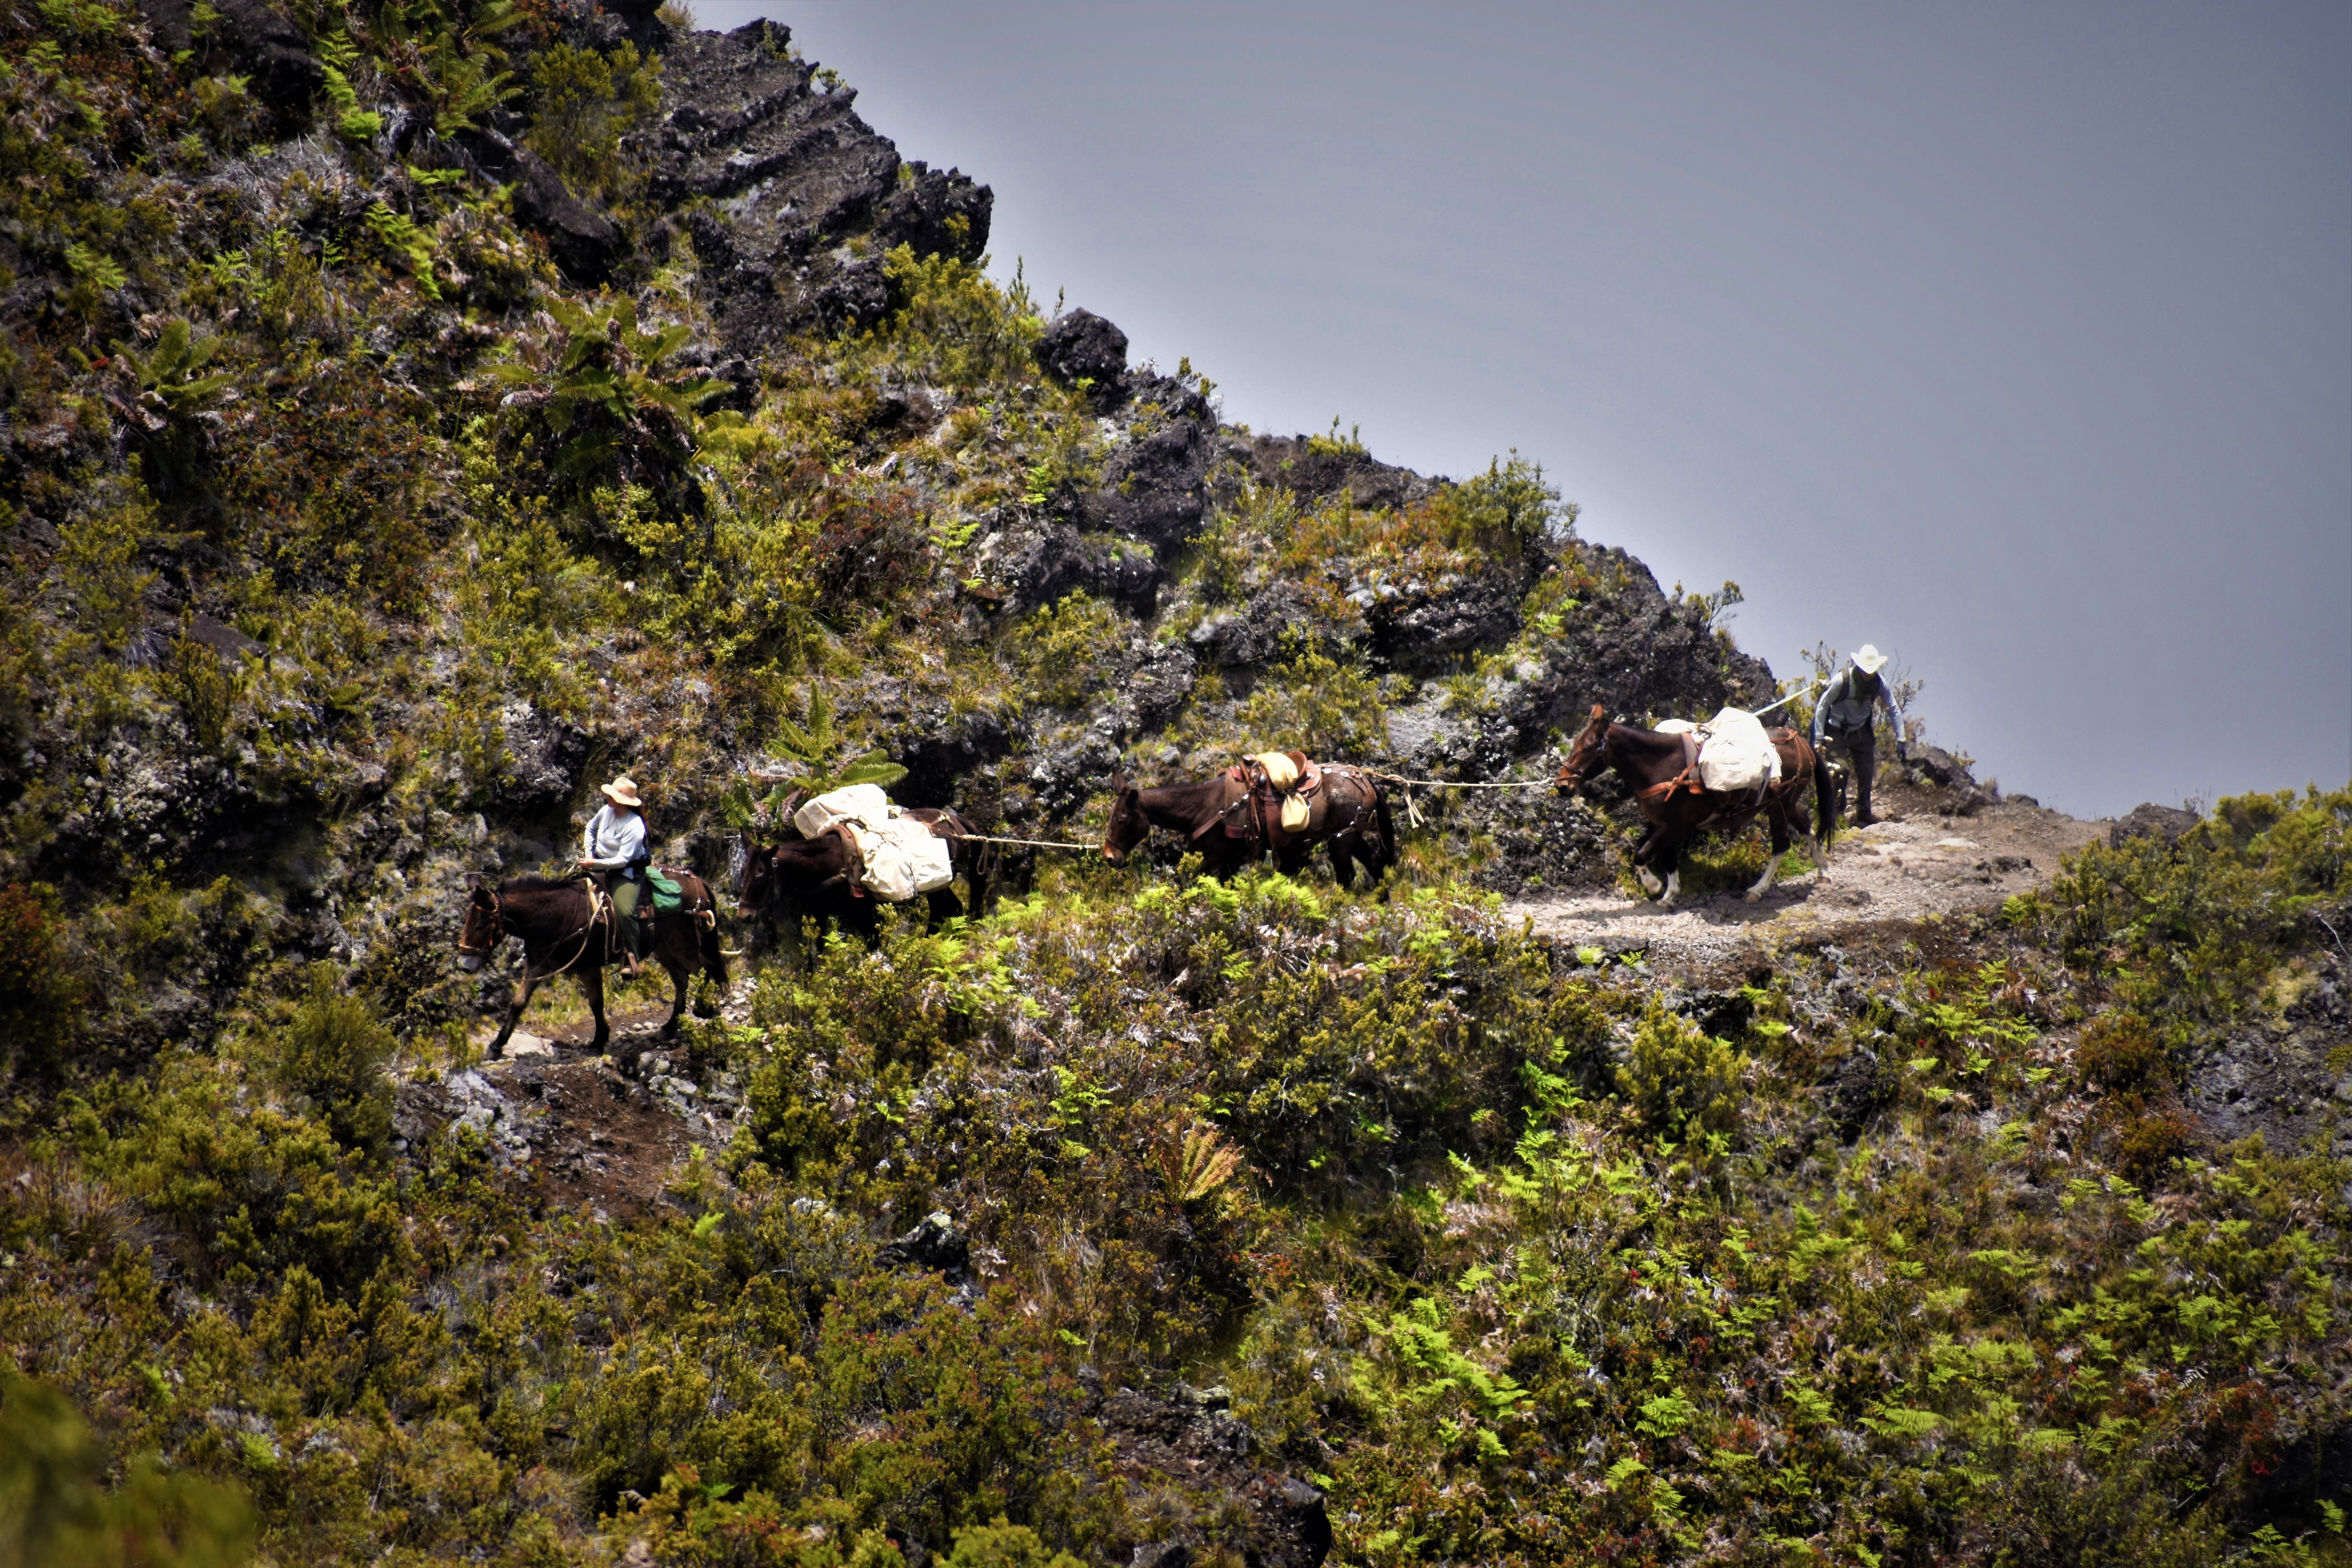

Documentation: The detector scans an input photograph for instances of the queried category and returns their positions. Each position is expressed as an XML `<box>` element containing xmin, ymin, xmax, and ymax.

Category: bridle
<box><xmin>456</xmin><ymin>889</ymin><xmax>505</xmax><ymax>957</ymax></box>
<box><xmin>454</xmin><ymin>877</ymin><xmax>611</xmax><ymax>977</ymax></box>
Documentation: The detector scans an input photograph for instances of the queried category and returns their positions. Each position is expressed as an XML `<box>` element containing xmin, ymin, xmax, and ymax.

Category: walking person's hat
<box><xmin>1851</xmin><ymin>645</ymin><xmax>1889</xmax><ymax>676</ymax></box>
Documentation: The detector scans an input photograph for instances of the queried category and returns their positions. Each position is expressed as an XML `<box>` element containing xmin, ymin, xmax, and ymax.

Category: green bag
<box><xmin>645</xmin><ymin>868</ymin><xmax>686</xmax><ymax>913</ymax></box>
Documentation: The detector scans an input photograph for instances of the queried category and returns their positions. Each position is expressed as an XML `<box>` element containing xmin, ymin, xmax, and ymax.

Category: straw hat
<box><xmin>600</xmin><ymin>776</ymin><xmax>643</xmax><ymax>809</ymax></box>
<box><xmin>1851</xmin><ymin>644</ymin><xmax>1889</xmax><ymax>676</ymax></box>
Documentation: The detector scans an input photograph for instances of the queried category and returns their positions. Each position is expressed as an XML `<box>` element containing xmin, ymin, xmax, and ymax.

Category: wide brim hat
<box><xmin>601</xmin><ymin>777</ymin><xmax>643</xmax><ymax>808</ymax></box>
<box><xmin>1851</xmin><ymin>644</ymin><xmax>1889</xmax><ymax>675</ymax></box>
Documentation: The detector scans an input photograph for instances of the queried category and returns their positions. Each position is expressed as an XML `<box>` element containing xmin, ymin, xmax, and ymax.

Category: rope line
<box><xmin>939</xmin><ymin>831</ymin><xmax>1102</xmax><ymax>851</ymax></box>
<box><xmin>1359</xmin><ymin>771</ymin><xmax>1558</xmax><ymax>791</ymax></box>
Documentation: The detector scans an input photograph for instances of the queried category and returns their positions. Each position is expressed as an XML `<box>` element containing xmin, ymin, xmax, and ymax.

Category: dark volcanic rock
<box><xmin>1504</xmin><ymin>544</ymin><xmax>1776</xmax><ymax>748</ymax></box>
<box><xmin>890</xmin><ymin>707</ymin><xmax>1012</xmax><ymax>809</ymax></box>
<box><xmin>497</xmin><ymin>701</ymin><xmax>589</xmax><ymax>821</ymax></box>
<box><xmin>1362</xmin><ymin>570</ymin><xmax>1525</xmax><ymax>674</ymax></box>
<box><xmin>1246</xmin><ymin>432</ymin><xmax>1446</xmax><ymax>511</ymax></box>
<box><xmin>1089</xmin><ymin>1383</ymin><xmax>1333</xmax><ymax>1568</ymax></box>
<box><xmin>876</xmin><ymin>1210</ymin><xmax>969</xmax><ymax>1283</ymax></box>
<box><xmin>1823</xmin><ymin>1048</ymin><xmax>1889</xmax><ymax>1141</ymax></box>
<box><xmin>647</xmin><ymin>22</ymin><xmax>991</xmax><ymax>355</ymax></box>
<box><xmin>459</xmin><ymin>131</ymin><xmax>628</xmax><ymax>284</ymax></box>
<box><xmin>140</xmin><ymin>0</ymin><xmax>323</xmax><ymax>129</ymax></box>
<box><xmin>990</xmin><ymin>519</ymin><xmax>1165</xmax><ymax>617</ymax></box>
<box><xmin>1036</xmin><ymin>308</ymin><xmax>1128</xmax><ymax>391</ymax></box>
<box><xmin>1084</xmin><ymin>375</ymin><xmax>1220</xmax><ymax>550</ymax></box>
<box><xmin>2111</xmin><ymin>802</ymin><xmax>2202</xmax><ymax>850</ymax></box>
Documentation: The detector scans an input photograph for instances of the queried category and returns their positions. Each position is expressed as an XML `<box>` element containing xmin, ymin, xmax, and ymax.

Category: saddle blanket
<box><xmin>1691</xmin><ymin>706</ymin><xmax>1782</xmax><ymax>793</ymax></box>
<box><xmin>792</xmin><ymin>784</ymin><xmax>955</xmax><ymax>902</ymax></box>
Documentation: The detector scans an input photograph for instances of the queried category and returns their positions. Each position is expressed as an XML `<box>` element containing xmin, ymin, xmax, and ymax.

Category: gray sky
<box><xmin>703</xmin><ymin>1</ymin><xmax>2351</xmax><ymax>818</ymax></box>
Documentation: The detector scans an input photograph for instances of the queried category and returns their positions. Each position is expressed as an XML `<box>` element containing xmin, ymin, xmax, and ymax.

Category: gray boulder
<box><xmin>2112</xmin><ymin>802</ymin><xmax>2202</xmax><ymax>850</ymax></box>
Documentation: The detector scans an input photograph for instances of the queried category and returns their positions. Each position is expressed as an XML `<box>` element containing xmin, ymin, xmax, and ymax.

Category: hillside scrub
<box><xmin>0</xmin><ymin>4</ymin><xmax>2345</xmax><ymax>1565</ymax></box>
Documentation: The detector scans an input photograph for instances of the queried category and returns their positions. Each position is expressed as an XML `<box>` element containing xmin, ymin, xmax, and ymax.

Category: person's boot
<box><xmin>619</xmin><ymin>915</ymin><xmax>643</xmax><ymax>978</ymax></box>
<box><xmin>1852</xmin><ymin>756</ymin><xmax>1879</xmax><ymax>827</ymax></box>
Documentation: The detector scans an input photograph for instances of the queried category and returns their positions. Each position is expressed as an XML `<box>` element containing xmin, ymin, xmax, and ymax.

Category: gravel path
<box><xmin>1502</xmin><ymin>800</ymin><xmax>2104</xmax><ymax>974</ymax></box>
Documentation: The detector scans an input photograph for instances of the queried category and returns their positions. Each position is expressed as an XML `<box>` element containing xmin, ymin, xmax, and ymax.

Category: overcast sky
<box><xmin>703</xmin><ymin>1</ymin><xmax>2350</xmax><ymax>818</ymax></box>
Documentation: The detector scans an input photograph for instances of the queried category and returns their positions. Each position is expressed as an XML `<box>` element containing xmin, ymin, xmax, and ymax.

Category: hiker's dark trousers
<box><xmin>1835</xmin><ymin>733</ymin><xmax>1878</xmax><ymax>825</ymax></box>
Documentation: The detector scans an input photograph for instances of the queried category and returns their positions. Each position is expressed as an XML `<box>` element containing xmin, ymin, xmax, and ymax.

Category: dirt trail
<box><xmin>1503</xmin><ymin>798</ymin><xmax>2104</xmax><ymax>975</ymax></box>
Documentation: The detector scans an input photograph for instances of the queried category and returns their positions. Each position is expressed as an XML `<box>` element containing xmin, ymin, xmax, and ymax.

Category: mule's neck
<box><xmin>1142</xmin><ymin>778</ymin><xmax>1227</xmax><ymax>831</ymax></box>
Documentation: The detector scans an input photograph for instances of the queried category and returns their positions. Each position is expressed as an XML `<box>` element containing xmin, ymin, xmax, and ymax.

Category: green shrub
<box><xmin>0</xmin><ymin>1373</ymin><xmax>254</xmax><ymax>1568</ymax></box>
<box><xmin>1616</xmin><ymin>1000</ymin><xmax>1743</xmax><ymax>1141</ymax></box>
<box><xmin>526</xmin><ymin>41</ymin><xmax>661</xmax><ymax>197</ymax></box>
<box><xmin>275</xmin><ymin>968</ymin><xmax>396</xmax><ymax>1157</ymax></box>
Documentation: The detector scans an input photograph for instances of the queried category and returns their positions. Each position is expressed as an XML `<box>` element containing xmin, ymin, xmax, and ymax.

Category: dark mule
<box><xmin>738</xmin><ymin>807</ymin><xmax>995</xmax><ymax>957</ymax></box>
<box><xmin>456</xmin><ymin>872</ymin><xmax>728</xmax><ymax>1064</ymax></box>
<box><xmin>1102</xmin><ymin>765</ymin><xmax>1398</xmax><ymax>890</ymax></box>
<box><xmin>1553</xmin><ymin>704</ymin><xmax>1826</xmax><ymax>908</ymax></box>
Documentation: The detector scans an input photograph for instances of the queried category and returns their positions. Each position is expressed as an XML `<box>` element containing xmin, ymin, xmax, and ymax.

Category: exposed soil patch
<box><xmin>1504</xmin><ymin>797</ymin><xmax>2104</xmax><ymax>981</ymax></box>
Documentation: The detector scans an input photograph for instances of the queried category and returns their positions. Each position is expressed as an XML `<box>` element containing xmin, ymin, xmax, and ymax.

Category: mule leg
<box><xmin>660</xmin><ymin>954</ymin><xmax>689</xmax><ymax>1038</ymax></box>
<box><xmin>1631</xmin><ymin>827</ymin><xmax>1666</xmax><ymax>898</ymax></box>
<box><xmin>489</xmin><ymin>965</ymin><xmax>541</xmax><ymax>1060</ymax></box>
<box><xmin>927</xmin><ymin>888</ymin><xmax>963</xmax><ymax>928</ymax></box>
<box><xmin>697</xmin><ymin>920</ymin><xmax>727</xmax><ymax>1016</ymax></box>
<box><xmin>1329</xmin><ymin>842</ymin><xmax>1359</xmax><ymax>891</ymax></box>
<box><xmin>1748</xmin><ymin>813</ymin><xmax>1792</xmax><ymax>903</ymax></box>
<box><xmin>1655</xmin><ymin>840</ymin><xmax>1684</xmax><ymax>910</ymax></box>
<box><xmin>582</xmin><ymin>966</ymin><xmax>609</xmax><ymax>1052</ymax></box>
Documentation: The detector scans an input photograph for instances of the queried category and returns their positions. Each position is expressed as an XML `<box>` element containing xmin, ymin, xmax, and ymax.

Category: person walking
<box><xmin>1812</xmin><ymin>646</ymin><xmax>1907</xmax><ymax>828</ymax></box>
<box><xmin>581</xmin><ymin>776</ymin><xmax>650</xmax><ymax>977</ymax></box>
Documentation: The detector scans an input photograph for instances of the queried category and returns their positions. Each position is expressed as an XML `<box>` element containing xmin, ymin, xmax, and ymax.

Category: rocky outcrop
<box><xmin>1505</xmin><ymin>545</ymin><xmax>1775</xmax><ymax>742</ymax></box>
<box><xmin>644</xmin><ymin>22</ymin><xmax>991</xmax><ymax>355</ymax></box>
<box><xmin>1034</xmin><ymin>308</ymin><xmax>1128</xmax><ymax>394</ymax></box>
<box><xmin>1245</xmin><ymin>433</ymin><xmax>1446</xmax><ymax>512</ymax></box>
<box><xmin>1082</xmin><ymin>373</ymin><xmax>1223</xmax><ymax>552</ymax></box>
<box><xmin>137</xmin><ymin>0</ymin><xmax>323</xmax><ymax>131</ymax></box>
<box><xmin>2111</xmin><ymin>801</ymin><xmax>2202</xmax><ymax>850</ymax></box>
<box><xmin>458</xmin><ymin>129</ymin><xmax>630</xmax><ymax>285</ymax></box>
<box><xmin>1087</xmin><ymin>1382</ymin><xmax>1332</xmax><ymax>1568</ymax></box>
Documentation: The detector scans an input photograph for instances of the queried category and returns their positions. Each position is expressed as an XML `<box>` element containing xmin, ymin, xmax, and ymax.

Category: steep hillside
<box><xmin>1</xmin><ymin>6</ymin><xmax>2347</xmax><ymax>1567</ymax></box>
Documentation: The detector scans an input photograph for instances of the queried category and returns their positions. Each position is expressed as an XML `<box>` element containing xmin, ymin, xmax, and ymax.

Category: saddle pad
<box><xmin>855</xmin><ymin>816</ymin><xmax>956</xmax><ymax>902</ymax></box>
<box><xmin>1693</xmin><ymin>706</ymin><xmax>1782</xmax><ymax>793</ymax></box>
<box><xmin>794</xmin><ymin>783</ymin><xmax>895</xmax><ymax>840</ymax></box>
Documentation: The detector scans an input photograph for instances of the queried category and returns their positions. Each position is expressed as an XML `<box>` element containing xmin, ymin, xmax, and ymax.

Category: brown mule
<box><xmin>455</xmin><ymin>871</ymin><xmax>728</xmax><ymax>1066</ymax></box>
<box><xmin>1553</xmin><ymin>704</ymin><xmax>1827</xmax><ymax>908</ymax></box>
<box><xmin>1101</xmin><ymin>765</ymin><xmax>1397</xmax><ymax>890</ymax></box>
<box><xmin>737</xmin><ymin>807</ymin><xmax>997</xmax><ymax>959</ymax></box>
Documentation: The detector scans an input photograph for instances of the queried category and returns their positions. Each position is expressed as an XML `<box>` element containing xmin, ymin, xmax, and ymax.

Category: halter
<box><xmin>455</xmin><ymin>889</ymin><xmax>505</xmax><ymax>957</ymax></box>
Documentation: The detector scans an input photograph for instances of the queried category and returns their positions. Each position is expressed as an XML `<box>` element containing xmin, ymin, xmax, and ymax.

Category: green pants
<box><xmin>612</xmin><ymin>876</ymin><xmax>641</xmax><ymax>960</ymax></box>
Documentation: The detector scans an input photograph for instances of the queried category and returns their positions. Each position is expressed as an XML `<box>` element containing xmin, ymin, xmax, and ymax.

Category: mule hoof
<box><xmin>1744</xmin><ymin>890</ymin><xmax>1763</xmax><ymax>904</ymax></box>
<box><xmin>692</xmin><ymin>1003</ymin><xmax>719</xmax><ymax>1020</ymax></box>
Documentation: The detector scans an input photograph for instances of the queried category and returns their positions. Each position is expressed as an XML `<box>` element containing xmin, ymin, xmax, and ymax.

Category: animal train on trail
<box><xmin>1553</xmin><ymin>702</ymin><xmax>1829</xmax><ymax>909</ymax></box>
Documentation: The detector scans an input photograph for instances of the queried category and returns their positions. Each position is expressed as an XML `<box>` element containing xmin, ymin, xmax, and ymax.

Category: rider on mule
<box><xmin>581</xmin><ymin>776</ymin><xmax>650</xmax><ymax>977</ymax></box>
<box><xmin>1812</xmin><ymin>645</ymin><xmax>1907</xmax><ymax>829</ymax></box>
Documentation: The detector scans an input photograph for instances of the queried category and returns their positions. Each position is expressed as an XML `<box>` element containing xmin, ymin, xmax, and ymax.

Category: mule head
<box><xmin>454</xmin><ymin>884</ymin><xmax>501</xmax><ymax>971</ymax></box>
<box><xmin>738</xmin><ymin>837</ymin><xmax>779</xmax><ymax>912</ymax></box>
<box><xmin>1102</xmin><ymin>774</ymin><xmax>1145</xmax><ymax>864</ymax></box>
<box><xmin>1554</xmin><ymin>704</ymin><xmax>1610</xmax><ymax>795</ymax></box>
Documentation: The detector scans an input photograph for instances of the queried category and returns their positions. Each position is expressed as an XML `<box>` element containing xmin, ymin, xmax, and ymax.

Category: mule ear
<box><xmin>1589</xmin><ymin>703</ymin><xmax>1605</xmax><ymax>721</ymax></box>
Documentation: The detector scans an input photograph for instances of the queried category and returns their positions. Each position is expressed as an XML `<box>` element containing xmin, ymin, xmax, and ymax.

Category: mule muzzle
<box><xmin>1101</xmin><ymin>845</ymin><xmax>1126</xmax><ymax>865</ymax></box>
<box><xmin>456</xmin><ymin>953</ymin><xmax>484</xmax><ymax>973</ymax></box>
